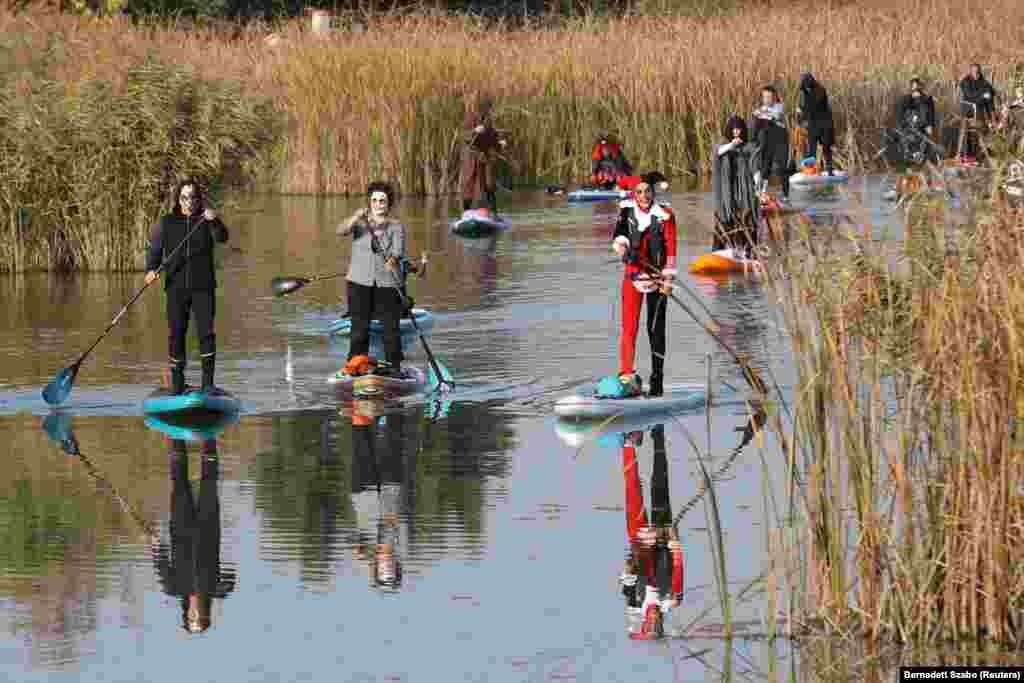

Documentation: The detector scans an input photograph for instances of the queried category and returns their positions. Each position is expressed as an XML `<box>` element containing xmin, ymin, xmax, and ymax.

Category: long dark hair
<box><xmin>366</xmin><ymin>181</ymin><xmax>395</xmax><ymax>209</ymax></box>
<box><xmin>171</xmin><ymin>178</ymin><xmax>204</xmax><ymax>217</ymax></box>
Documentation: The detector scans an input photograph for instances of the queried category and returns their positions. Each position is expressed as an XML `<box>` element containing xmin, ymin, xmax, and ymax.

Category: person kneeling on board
<box><xmin>712</xmin><ymin>114</ymin><xmax>760</xmax><ymax>256</ymax></box>
<box><xmin>336</xmin><ymin>181</ymin><xmax>407</xmax><ymax>378</ymax></box>
<box><xmin>145</xmin><ymin>179</ymin><xmax>229</xmax><ymax>395</ymax></box>
<box><xmin>591</xmin><ymin>133</ymin><xmax>634</xmax><ymax>189</ymax></box>
<box><xmin>608</xmin><ymin>173</ymin><xmax>678</xmax><ymax>399</ymax></box>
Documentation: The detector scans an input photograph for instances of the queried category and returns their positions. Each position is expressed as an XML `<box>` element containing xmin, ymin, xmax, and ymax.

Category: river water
<box><xmin>0</xmin><ymin>183</ymin><xmax>903</xmax><ymax>682</ymax></box>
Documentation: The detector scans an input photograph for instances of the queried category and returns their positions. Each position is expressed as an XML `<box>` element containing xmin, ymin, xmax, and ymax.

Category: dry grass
<box><xmin>765</xmin><ymin>176</ymin><xmax>1024</xmax><ymax>645</ymax></box>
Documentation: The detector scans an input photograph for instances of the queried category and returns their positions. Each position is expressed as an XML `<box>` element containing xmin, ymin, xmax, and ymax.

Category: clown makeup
<box><xmin>179</xmin><ymin>185</ymin><xmax>197</xmax><ymax>216</ymax></box>
<box><xmin>634</xmin><ymin>183</ymin><xmax>654</xmax><ymax>210</ymax></box>
<box><xmin>369</xmin><ymin>191</ymin><xmax>390</xmax><ymax>218</ymax></box>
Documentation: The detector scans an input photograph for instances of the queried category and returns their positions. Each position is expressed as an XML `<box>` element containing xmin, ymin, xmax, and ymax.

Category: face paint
<box><xmin>369</xmin><ymin>191</ymin><xmax>389</xmax><ymax>217</ymax></box>
<box><xmin>179</xmin><ymin>185</ymin><xmax>196</xmax><ymax>215</ymax></box>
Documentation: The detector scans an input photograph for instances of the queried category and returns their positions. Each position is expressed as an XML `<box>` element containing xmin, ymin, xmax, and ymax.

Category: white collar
<box><xmin>620</xmin><ymin>199</ymin><xmax>668</xmax><ymax>231</ymax></box>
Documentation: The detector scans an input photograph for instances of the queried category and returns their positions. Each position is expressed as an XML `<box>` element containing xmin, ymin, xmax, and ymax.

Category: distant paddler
<box><xmin>460</xmin><ymin>92</ymin><xmax>508</xmax><ymax>214</ymax></box>
<box><xmin>711</xmin><ymin>113</ymin><xmax>760</xmax><ymax>255</ymax></box>
<box><xmin>590</xmin><ymin>132</ymin><xmax>633</xmax><ymax>189</ymax></box>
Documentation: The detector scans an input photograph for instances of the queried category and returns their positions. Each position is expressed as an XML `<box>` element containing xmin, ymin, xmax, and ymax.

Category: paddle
<box><xmin>270</xmin><ymin>272</ymin><xmax>347</xmax><ymax>297</ymax></box>
<box><xmin>41</xmin><ymin>414</ymin><xmax>158</xmax><ymax>539</ymax></box>
<box><xmin>383</xmin><ymin>260</ymin><xmax>453</xmax><ymax>394</ymax></box>
<box><xmin>42</xmin><ymin>215</ymin><xmax>210</xmax><ymax>406</ymax></box>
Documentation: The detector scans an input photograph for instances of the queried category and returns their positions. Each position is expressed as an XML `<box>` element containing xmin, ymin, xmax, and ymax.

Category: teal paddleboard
<box><xmin>142</xmin><ymin>386</ymin><xmax>241</xmax><ymax>418</ymax></box>
<box><xmin>144</xmin><ymin>412</ymin><xmax>240</xmax><ymax>442</ymax></box>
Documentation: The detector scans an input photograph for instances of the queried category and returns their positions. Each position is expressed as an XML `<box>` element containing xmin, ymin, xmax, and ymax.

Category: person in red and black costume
<box><xmin>591</xmin><ymin>133</ymin><xmax>633</xmax><ymax>189</ymax></box>
<box><xmin>619</xmin><ymin>425</ymin><xmax>684</xmax><ymax>640</ymax></box>
<box><xmin>610</xmin><ymin>173</ymin><xmax>678</xmax><ymax>397</ymax></box>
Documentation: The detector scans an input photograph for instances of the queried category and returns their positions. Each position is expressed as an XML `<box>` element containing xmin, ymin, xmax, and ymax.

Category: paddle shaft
<box><xmin>378</xmin><ymin>260</ymin><xmax>450</xmax><ymax>389</ymax></box>
<box><xmin>70</xmin><ymin>216</ymin><xmax>210</xmax><ymax>370</ymax></box>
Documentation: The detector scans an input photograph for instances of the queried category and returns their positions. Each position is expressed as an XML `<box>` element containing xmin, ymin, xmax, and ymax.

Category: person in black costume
<box><xmin>152</xmin><ymin>438</ymin><xmax>236</xmax><ymax>634</ymax></box>
<box><xmin>798</xmin><ymin>73</ymin><xmax>836</xmax><ymax>176</ymax></box>
<box><xmin>711</xmin><ymin>113</ymin><xmax>761</xmax><ymax>255</ymax></box>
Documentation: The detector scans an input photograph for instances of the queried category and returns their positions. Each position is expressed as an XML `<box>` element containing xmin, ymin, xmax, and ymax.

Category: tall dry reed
<box><xmin>766</xmin><ymin>175</ymin><xmax>1024</xmax><ymax>645</ymax></box>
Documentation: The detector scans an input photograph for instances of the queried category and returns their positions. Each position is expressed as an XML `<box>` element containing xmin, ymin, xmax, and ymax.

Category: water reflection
<box><xmin>154</xmin><ymin>437</ymin><xmax>237</xmax><ymax>634</ymax></box>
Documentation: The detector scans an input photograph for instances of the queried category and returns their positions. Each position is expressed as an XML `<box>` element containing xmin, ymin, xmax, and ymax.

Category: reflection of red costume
<box><xmin>623</xmin><ymin>440</ymin><xmax>683</xmax><ymax>598</ymax></box>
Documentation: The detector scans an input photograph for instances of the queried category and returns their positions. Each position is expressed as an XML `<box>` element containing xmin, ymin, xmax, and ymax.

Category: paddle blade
<box><xmin>426</xmin><ymin>359</ymin><xmax>454</xmax><ymax>394</ymax></box>
<box><xmin>42</xmin><ymin>365</ymin><xmax>78</xmax><ymax>406</ymax></box>
<box><xmin>42</xmin><ymin>413</ymin><xmax>81</xmax><ymax>455</ymax></box>
<box><xmin>271</xmin><ymin>277</ymin><xmax>309</xmax><ymax>297</ymax></box>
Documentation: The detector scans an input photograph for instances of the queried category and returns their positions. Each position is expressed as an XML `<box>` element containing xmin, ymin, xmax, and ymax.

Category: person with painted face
<box><xmin>750</xmin><ymin>85</ymin><xmax>791</xmax><ymax>198</ymax></box>
<box><xmin>618</xmin><ymin>426</ymin><xmax>684</xmax><ymax>640</ymax></box>
<box><xmin>145</xmin><ymin>179</ymin><xmax>229</xmax><ymax>395</ymax></box>
<box><xmin>152</xmin><ymin>438</ymin><xmax>236</xmax><ymax>635</ymax></box>
<box><xmin>611</xmin><ymin>173</ymin><xmax>678</xmax><ymax>398</ymax></box>
<box><xmin>590</xmin><ymin>133</ymin><xmax>633</xmax><ymax>189</ymax></box>
<box><xmin>337</xmin><ymin>182</ymin><xmax>407</xmax><ymax>378</ymax></box>
<box><xmin>899</xmin><ymin>78</ymin><xmax>937</xmax><ymax>137</ymax></box>
<box><xmin>960</xmin><ymin>63</ymin><xmax>996</xmax><ymax>120</ymax></box>
<box><xmin>712</xmin><ymin>113</ymin><xmax>760</xmax><ymax>254</ymax></box>
<box><xmin>460</xmin><ymin>92</ymin><xmax>507</xmax><ymax>213</ymax></box>
<box><xmin>797</xmin><ymin>73</ymin><xmax>836</xmax><ymax>176</ymax></box>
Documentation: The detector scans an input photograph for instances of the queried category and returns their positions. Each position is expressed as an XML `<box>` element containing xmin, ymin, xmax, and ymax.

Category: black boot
<box><xmin>484</xmin><ymin>190</ymin><xmax>497</xmax><ymax>213</ymax></box>
<box><xmin>462</xmin><ymin>198</ymin><xmax>473</xmax><ymax>211</ymax></box>
<box><xmin>649</xmin><ymin>356</ymin><xmax>664</xmax><ymax>397</ymax></box>
<box><xmin>170</xmin><ymin>360</ymin><xmax>186</xmax><ymax>396</ymax></box>
<box><xmin>201</xmin><ymin>355</ymin><xmax>216</xmax><ymax>393</ymax></box>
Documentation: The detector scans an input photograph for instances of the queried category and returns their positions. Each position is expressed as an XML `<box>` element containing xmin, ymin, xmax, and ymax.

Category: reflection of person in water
<box><xmin>618</xmin><ymin>425</ymin><xmax>684</xmax><ymax>640</ymax></box>
<box><xmin>350</xmin><ymin>411</ymin><xmax>407</xmax><ymax>592</ymax></box>
<box><xmin>152</xmin><ymin>438</ymin><xmax>236</xmax><ymax>634</ymax></box>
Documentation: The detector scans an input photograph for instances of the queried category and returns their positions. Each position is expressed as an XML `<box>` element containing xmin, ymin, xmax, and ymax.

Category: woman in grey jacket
<box><xmin>337</xmin><ymin>182</ymin><xmax>407</xmax><ymax>378</ymax></box>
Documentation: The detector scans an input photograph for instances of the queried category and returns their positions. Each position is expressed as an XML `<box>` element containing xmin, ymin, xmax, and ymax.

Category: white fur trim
<box><xmin>613</xmin><ymin>235</ymin><xmax>630</xmax><ymax>247</ymax></box>
<box><xmin>619</xmin><ymin>199</ymin><xmax>636</xmax><ymax>209</ymax></box>
<box><xmin>630</xmin><ymin>202</ymin><xmax>669</xmax><ymax>232</ymax></box>
<box><xmin>661</xmin><ymin>268</ymin><xmax>678</xmax><ymax>276</ymax></box>
<box><xmin>633</xmin><ymin>275</ymin><xmax>658</xmax><ymax>293</ymax></box>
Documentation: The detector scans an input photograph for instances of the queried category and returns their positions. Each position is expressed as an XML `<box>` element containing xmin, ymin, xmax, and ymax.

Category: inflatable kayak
<box><xmin>567</xmin><ymin>188</ymin><xmax>628</xmax><ymax>203</ymax></box>
<box><xmin>553</xmin><ymin>382</ymin><xmax>708</xmax><ymax>420</ymax></box>
<box><xmin>144</xmin><ymin>412</ymin><xmax>240</xmax><ymax>442</ymax></box>
<box><xmin>789</xmin><ymin>170</ymin><xmax>849</xmax><ymax>188</ymax></box>
<box><xmin>689</xmin><ymin>249</ymin><xmax>762</xmax><ymax>275</ymax></box>
<box><xmin>327</xmin><ymin>307</ymin><xmax>434</xmax><ymax>337</ymax></box>
<box><xmin>142</xmin><ymin>386</ymin><xmax>241</xmax><ymax>418</ymax></box>
<box><xmin>450</xmin><ymin>209</ymin><xmax>511</xmax><ymax>237</ymax></box>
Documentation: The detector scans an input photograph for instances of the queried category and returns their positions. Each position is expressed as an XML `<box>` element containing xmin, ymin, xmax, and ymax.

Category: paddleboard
<box><xmin>142</xmin><ymin>386</ymin><xmax>241</xmax><ymax>418</ymax></box>
<box><xmin>450</xmin><ymin>209</ymin><xmax>511</xmax><ymax>237</ymax></box>
<box><xmin>553</xmin><ymin>382</ymin><xmax>708</xmax><ymax>420</ymax></box>
<box><xmin>567</xmin><ymin>188</ymin><xmax>628</xmax><ymax>203</ymax></box>
<box><xmin>789</xmin><ymin>170</ymin><xmax>849</xmax><ymax>188</ymax></box>
<box><xmin>688</xmin><ymin>248</ymin><xmax>762</xmax><ymax>275</ymax></box>
<box><xmin>327</xmin><ymin>307</ymin><xmax>434</xmax><ymax>337</ymax></box>
<box><xmin>144</xmin><ymin>412</ymin><xmax>240</xmax><ymax>442</ymax></box>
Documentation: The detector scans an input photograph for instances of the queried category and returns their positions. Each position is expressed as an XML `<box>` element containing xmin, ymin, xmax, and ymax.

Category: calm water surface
<box><xmin>0</xmin><ymin>184</ymin><xmax>905</xmax><ymax>681</ymax></box>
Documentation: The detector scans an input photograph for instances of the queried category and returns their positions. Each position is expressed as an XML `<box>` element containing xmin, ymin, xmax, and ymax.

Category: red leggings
<box><xmin>620</xmin><ymin>278</ymin><xmax>667</xmax><ymax>376</ymax></box>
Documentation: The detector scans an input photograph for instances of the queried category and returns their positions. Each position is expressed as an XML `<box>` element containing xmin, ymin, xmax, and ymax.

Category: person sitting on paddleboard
<box><xmin>152</xmin><ymin>438</ymin><xmax>236</xmax><ymax>634</ymax></box>
<box><xmin>460</xmin><ymin>92</ymin><xmax>507</xmax><ymax>213</ymax></box>
<box><xmin>591</xmin><ymin>133</ymin><xmax>633</xmax><ymax>189</ymax></box>
<box><xmin>336</xmin><ymin>181</ymin><xmax>407</xmax><ymax>378</ymax></box>
<box><xmin>712</xmin><ymin>113</ymin><xmax>760</xmax><ymax>256</ymax></box>
<box><xmin>619</xmin><ymin>426</ymin><xmax>684</xmax><ymax>640</ymax></box>
<box><xmin>610</xmin><ymin>173</ymin><xmax>678</xmax><ymax>398</ymax></box>
<box><xmin>751</xmin><ymin>85</ymin><xmax>791</xmax><ymax>199</ymax></box>
<box><xmin>797</xmin><ymin>73</ymin><xmax>836</xmax><ymax>176</ymax></box>
<box><xmin>145</xmin><ymin>179</ymin><xmax>229</xmax><ymax>396</ymax></box>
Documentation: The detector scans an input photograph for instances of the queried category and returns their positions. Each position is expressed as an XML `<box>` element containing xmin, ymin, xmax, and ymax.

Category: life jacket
<box><xmin>620</xmin><ymin>201</ymin><xmax>669</xmax><ymax>269</ymax></box>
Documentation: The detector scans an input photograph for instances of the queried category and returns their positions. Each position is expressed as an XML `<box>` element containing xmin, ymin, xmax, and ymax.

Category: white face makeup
<box><xmin>369</xmin><ymin>191</ymin><xmax>390</xmax><ymax>217</ymax></box>
<box><xmin>179</xmin><ymin>185</ymin><xmax>197</xmax><ymax>216</ymax></box>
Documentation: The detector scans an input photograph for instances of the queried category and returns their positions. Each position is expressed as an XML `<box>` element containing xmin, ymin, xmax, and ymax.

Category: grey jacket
<box><xmin>340</xmin><ymin>219</ymin><xmax>406</xmax><ymax>288</ymax></box>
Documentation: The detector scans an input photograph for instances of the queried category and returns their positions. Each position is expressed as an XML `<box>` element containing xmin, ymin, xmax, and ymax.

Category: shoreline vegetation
<box><xmin>2</xmin><ymin>0</ymin><xmax>1024</xmax><ymax>270</ymax></box>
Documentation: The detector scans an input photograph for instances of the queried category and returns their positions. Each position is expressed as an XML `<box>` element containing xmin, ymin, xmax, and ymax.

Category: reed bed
<box><xmin>3</xmin><ymin>0</ymin><xmax>1024</xmax><ymax>270</ymax></box>
<box><xmin>764</xmin><ymin>177</ymin><xmax>1024</xmax><ymax>645</ymax></box>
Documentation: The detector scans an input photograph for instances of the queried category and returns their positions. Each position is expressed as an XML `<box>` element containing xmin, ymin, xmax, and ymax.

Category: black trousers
<box><xmin>805</xmin><ymin>126</ymin><xmax>834</xmax><ymax>169</ymax></box>
<box><xmin>347</xmin><ymin>280</ymin><xmax>403</xmax><ymax>365</ymax></box>
<box><xmin>167</xmin><ymin>287</ymin><xmax>215</xmax><ymax>364</ymax></box>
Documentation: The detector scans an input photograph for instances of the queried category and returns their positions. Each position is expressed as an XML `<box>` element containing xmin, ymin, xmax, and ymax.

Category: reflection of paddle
<box><xmin>41</xmin><ymin>414</ymin><xmax>157</xmax><ymax>539</ymax></box>
<box><xmin>271</xmin><ymin>272</ymin><xmax>346</xmax><ymax>297</ymax></box>
<box><xmin>42</xmin><ymin>217</ymin><xmax>210</xmax><ymax>406</ymax></box>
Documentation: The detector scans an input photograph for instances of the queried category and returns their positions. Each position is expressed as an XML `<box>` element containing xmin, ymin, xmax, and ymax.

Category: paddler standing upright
<box><xmin>460</xmin><ymin>92</ymin><xmax>507</xmax><ymax>214</ymax></box>
<box><xmin>712</xmin><ymin>113</ymin><xmax>760</xmax><ymax>255</ymax></box>
<box><xmin>610</xmin><ymin>173</ymin><xmax>678</xmax><ymax>398</ymax></box>
<box><xmin>751</xmin><ymin>85</ymin><xmax>791</xmax><ymax>198</ymax></box>
<box><xmin>797</xmin><ymin>72</ymin><xmax>836</xmax><ymax>175</ymax></box>
<box><xmin>144</xmin><ymin>179</ymin><xmax>229</xmax><ymax>395</ymax></box>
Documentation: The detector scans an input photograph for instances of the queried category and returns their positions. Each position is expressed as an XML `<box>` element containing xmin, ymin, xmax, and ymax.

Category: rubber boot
<box><xmin>649</xmin><ymin>356</ymin><xmax>664</xmax><ymax>398</ymax></box>
<box><xmin>201</xmin><ymin>355</ymin><xmax>215</xmax><ymax>393</ymax></box>
<box><xmin>170</xmin><ymin>360</ymin><xmax>186</xmax><ymax>396</ymax></box>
